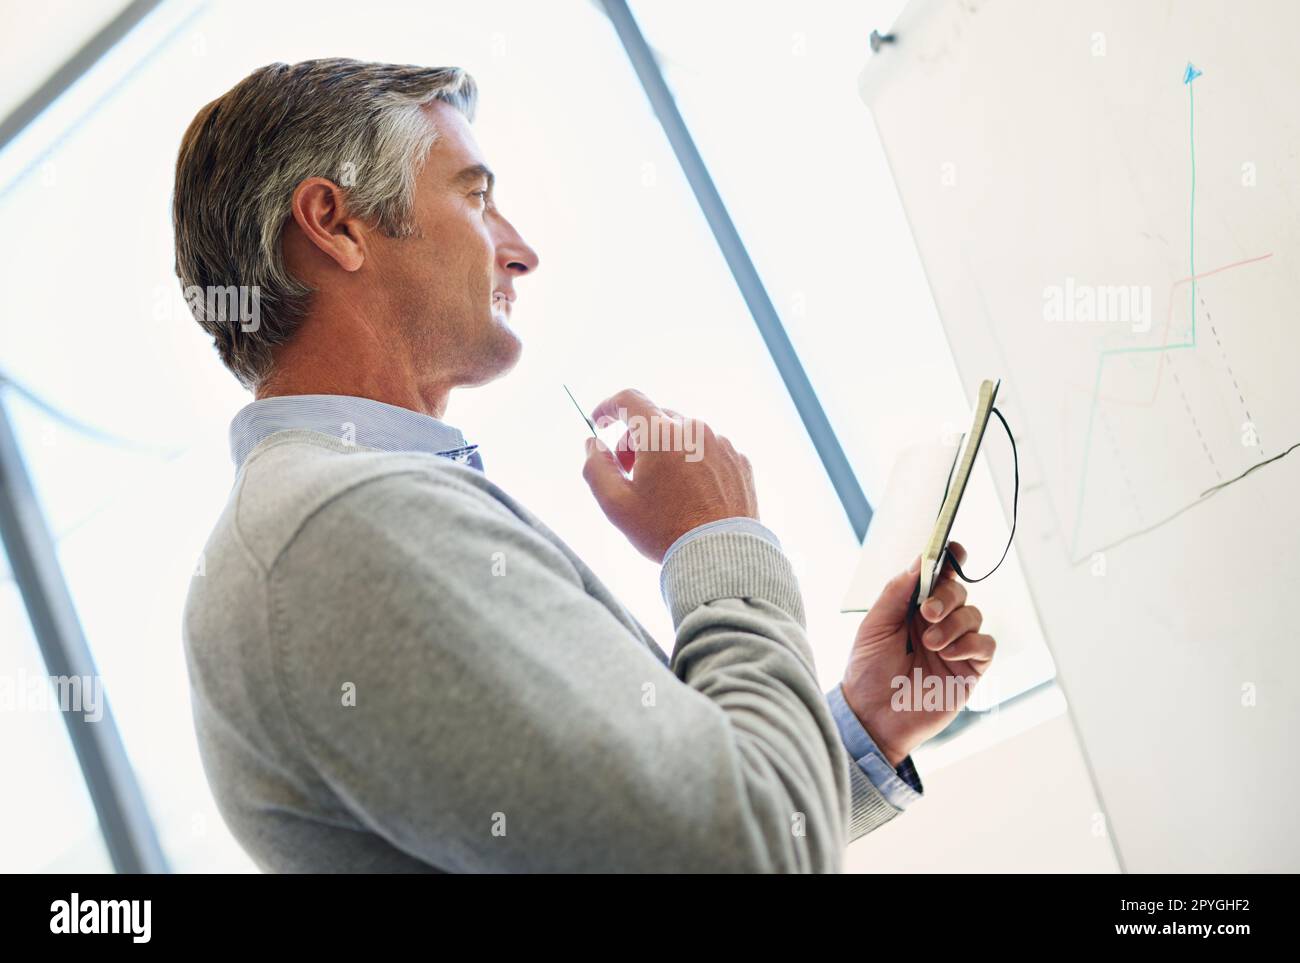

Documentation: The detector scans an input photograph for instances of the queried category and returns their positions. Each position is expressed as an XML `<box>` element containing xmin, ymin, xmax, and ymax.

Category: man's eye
<box><xmin>472</xmin><ymin>190</ymin><xmax>489</xmax><ymax>203</ymax></box>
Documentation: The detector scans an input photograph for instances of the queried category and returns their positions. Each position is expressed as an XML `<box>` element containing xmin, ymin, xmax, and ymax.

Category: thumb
<box><xmin>866</xmin><ymin>556</ymin><xmax>922</xmax><ymax>626</ymax></box>
<box><xmin>582</xmin><ymin>436</ymin><xmax>632</xmax><ymax>518</ymax></box>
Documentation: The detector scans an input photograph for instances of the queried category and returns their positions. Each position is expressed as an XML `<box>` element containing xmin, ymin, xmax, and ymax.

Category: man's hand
<box><xmin>581</xmin><ymin>388</ymin><xmax>758</xmax><ymax>563</ymax></box>
<box><xmin>841</xmin><ymin>542</ymin><xmax>996</xmax><ymax>766</ymax></box>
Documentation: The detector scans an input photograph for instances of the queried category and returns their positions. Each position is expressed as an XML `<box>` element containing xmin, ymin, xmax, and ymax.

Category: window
<box><xmin>0</xmin><ymin>578</ymin><xmax>111</xmax><ymax>872</ymax></box>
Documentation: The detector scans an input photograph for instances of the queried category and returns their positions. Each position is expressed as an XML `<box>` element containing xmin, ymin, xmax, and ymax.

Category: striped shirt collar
<box><xmin>230</xmin><ymin>394</ymin><xmax>473</xmax><ymax>470</ymax></box>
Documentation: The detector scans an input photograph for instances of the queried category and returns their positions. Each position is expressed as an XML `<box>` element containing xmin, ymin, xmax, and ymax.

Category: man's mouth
<box><xmin>492</xmin><ymin>291</ymin><xmax>513</xmax><ymax>320</ymax></box>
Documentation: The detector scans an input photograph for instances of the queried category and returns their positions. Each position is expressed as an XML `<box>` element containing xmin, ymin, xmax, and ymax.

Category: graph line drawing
<box><xmin>1067</xmin><ymin>63</ymin><xmax>1293</xmax><ymax>563</ymax></box>
<box><xmin>1199</xmin><ymin>441</ymin><xmax>1300</xmax><ymax>499</ymax></box>
<box><xmin>1073</xmin><ymin>441</ymin><xmax>1300</xmax><ymax>562</ymax></box>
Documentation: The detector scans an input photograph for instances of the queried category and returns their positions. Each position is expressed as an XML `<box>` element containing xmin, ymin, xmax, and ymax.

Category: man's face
<box><xmin>367</xmin><ymin>100</ymin><xmax>539</xmax><ymax>389</ymax></box>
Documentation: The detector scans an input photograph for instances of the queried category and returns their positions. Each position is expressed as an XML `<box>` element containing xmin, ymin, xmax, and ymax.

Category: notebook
<box><xmin>842</xmin><ymin>378</ymin><xmax>1001</xmax><ymax>613</ymax></box>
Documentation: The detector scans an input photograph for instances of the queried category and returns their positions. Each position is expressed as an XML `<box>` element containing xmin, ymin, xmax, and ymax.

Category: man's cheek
<box><xmin>462</xmin><ymin>260</ymin><xmax>492</xmax><ymax>301</ymax></box>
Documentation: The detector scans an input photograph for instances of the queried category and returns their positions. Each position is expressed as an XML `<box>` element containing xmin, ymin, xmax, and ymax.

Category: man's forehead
<box><xmin>421</xmin><ymin>101</ymin><xmax>488</xmax><ymax>179</ymax></box>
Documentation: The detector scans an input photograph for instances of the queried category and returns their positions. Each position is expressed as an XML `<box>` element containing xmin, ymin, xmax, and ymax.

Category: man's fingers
<box><xmin>611</xmin><ymin>429</ymin><xmax>637</xmax><ymax>473</ymax></box>
<box><xmin>937</xmin><ymin>541</ymin><xmax>969</xmax><ymax>583</ymax></box>
<box><xmin>936</xmin><ymin>631</ymin><xmax>996</xmax><ymax>671</ymax></box>
<box><xmin>919</xmin><ymin>575</ymin><xmax>968</xmax><ymax>622</ymax></box>
<box><xmin>920</xmin><ymin>605</ymin><xmax>983</xmax><ymax>651</ymax></box>
<box><xmin>591</xmin><ymin>388</ymin><xmax>665</xmax><ymax>445</ymax></box>
<box><xmin>582</xmin><ymin>436</ymin><xmax>632</xmax><ymax>516</ymax></box>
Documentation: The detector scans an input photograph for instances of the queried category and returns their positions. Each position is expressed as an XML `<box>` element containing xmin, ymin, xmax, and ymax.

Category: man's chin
<box><xmin>461</xmin><ymin>322</ymin><xmax>523</xmax><ymax>387</ymax></box>
<box><xmin>494</xmin><ymin>325</ymin><xmax>524</xmax><ymax>375</ymax></box>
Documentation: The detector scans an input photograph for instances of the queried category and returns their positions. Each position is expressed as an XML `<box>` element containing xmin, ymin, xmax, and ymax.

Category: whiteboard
<box><xmin>861</xmin><ymin>0</ymin><xmax>1300</xmax><ymax>871</ymax></box>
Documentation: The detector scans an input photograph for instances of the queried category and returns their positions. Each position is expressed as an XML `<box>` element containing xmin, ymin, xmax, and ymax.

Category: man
<box><xmin>176</xmin><ymin>58</ymin><xmax>995</xmax><ymax>873</ymax></box>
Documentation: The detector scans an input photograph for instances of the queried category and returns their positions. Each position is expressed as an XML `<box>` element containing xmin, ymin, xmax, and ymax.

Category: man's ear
<box><xmin>289</xmin><ymin>177</ymin><xmax>368</xmax><ymax>272</ymax></box>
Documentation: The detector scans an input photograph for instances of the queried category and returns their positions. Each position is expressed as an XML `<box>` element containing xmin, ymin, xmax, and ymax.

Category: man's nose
<box><xmin>497</xmin><ymin>220</ymin><xmax>539</xmax><ymax>277</ymax></box>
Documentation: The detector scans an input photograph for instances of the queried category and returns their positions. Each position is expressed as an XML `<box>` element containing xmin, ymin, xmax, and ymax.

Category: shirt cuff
<box><xmin>827</xmin><ymin>682</ymin><xmax>924</xmax><ymax>810</ymax></box>
<box><xmin>661</xmin><ymin>516</ymin><xmax>782</xmax><ymax>565</ymax></box>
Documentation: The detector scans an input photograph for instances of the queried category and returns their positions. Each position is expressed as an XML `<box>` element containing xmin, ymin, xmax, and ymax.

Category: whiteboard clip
<box><xmin>869</xmin><ymin>29</ymin><xmax>896</xmax><ymax>53</ymax></box>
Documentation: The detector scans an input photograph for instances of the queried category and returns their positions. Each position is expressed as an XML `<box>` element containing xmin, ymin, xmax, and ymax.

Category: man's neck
<box><xmin>255</xmin><ymin>336</ymin><xmax>453</xmax><ymax>419</ymax></box>
<box><xmin>257</xmin><ymin>375</ymin><xmax>451</xmax><ymax>420</ymax></box>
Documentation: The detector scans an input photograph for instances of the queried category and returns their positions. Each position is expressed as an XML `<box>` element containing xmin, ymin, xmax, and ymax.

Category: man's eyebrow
<box><xmin>452</xmin><ymin>163</ymin><xmax>495</xmax><ymax>192</ymax></box>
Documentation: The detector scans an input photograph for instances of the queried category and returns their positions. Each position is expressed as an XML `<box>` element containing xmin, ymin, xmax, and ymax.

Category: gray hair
<box><xmin>172</xmin><ymin>58</ymin><xmax>478</xmax><ymax>388</ymax></box>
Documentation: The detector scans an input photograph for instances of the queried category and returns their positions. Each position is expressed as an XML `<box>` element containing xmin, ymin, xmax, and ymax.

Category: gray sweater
<box><xmin>183</xmin><ymin>429</ymin><xmax>899</xmax><ymax>872</ymax></box>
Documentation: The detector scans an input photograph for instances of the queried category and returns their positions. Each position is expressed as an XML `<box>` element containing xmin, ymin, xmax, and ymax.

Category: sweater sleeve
<box><xmin>661</xmin><ymin>530</ymin><xmax>905</xmax><ymax>843</ymax></box>
<box><xmin>267</xmin><ymin>468</ymin><xmax>851</xmax><ymax>872</ymax></box>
